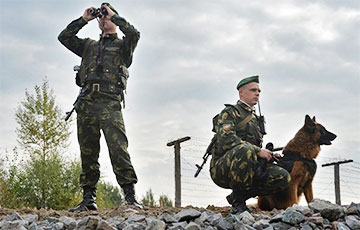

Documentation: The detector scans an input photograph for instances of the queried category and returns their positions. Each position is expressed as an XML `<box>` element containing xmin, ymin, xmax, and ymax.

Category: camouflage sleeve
<box><xmin>111</xmin><ymin>15</ymin><xmax>140</xmax><ymax>67</ymax></box>
<box><xmin>217</xmin><ymin>108</ymin><xmax>261</xmax><ymax>154</ymax></box>
<box><xmin>58</xmin><ymin>17</ymin><xmax>88</xmax><ymax>57</ymax></box>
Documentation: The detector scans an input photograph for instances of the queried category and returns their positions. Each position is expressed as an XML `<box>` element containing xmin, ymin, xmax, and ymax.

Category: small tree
<box><xmin>159</xmin><ymin>194</ymin><xmax>173</xmax><ymax>207</ymax></box>
<box><xmin>141</xmin><ymin>189</ymin><xmax>156</xmax><ymax>206</ymax></box>
<box><xmin>3</xmin><ymin>79</ymin><xmax>81</xmax><ymax>209</ymax></box>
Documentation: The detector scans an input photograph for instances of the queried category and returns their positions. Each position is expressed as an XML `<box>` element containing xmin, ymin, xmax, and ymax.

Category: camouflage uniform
<box><xmin>210</xmin><ymin>100</ymin><xmax>290</xmax><ymax>197</ymax></box>
<box><xmin>58</xmin><ymin>15</ymin><xmax>140</xmax><ymax>190</ymax></box>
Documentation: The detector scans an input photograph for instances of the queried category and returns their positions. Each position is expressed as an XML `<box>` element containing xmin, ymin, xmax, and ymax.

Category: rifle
<box><xmin>194</xmin><ymin>135</ymin><xmax>216</xmax><ymax>178</ymax></box>
<box><xmin>65</xmin><ymin>65</ymin><xmax>82</xmax><ymax>122</ymax></box>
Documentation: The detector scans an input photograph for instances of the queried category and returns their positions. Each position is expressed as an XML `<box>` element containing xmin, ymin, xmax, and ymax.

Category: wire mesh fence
<box><xmin>177</xmin><ymin>136</ymin><xmax>360</xmax><ymax>207</ymax></box>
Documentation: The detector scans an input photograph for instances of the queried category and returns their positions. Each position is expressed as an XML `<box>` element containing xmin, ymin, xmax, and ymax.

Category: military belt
<box><xmin>84</xmin><ymin>82</ymin><xmax>122</xmax><ymax>95</ymax></box>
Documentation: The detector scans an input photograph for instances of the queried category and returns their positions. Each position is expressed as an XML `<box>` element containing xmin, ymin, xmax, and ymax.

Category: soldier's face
<box><xmin>99</xmin><ymin>17</ymin><xmax>117</xmax><ymax>34</ymax></box>
<box><xmin>239</xmin><ymin>82</ymin><xmax>261</xmax><ymax>107</ymax></box>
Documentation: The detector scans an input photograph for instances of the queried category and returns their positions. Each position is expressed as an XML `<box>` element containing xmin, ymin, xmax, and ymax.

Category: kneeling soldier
<box><xmin>210</xmin><ymin>76</ymin><xmax>291</xmax><ymax>214</ymax></box>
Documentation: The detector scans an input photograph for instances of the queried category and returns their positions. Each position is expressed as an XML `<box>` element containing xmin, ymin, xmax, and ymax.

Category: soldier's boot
<box><xmin>121</xmin><ymin>183</ymin><xmax>144</xmax><ymax>209</ymax></box>
<box><xmin>230</xmin><ymin>192</ymin><xmax>251</xmax><ymax>214</ymax></box>
<box><xmin>69</xmin><ymin>187</ymin><xmax>97</xmax><ymax>212</ymax></box>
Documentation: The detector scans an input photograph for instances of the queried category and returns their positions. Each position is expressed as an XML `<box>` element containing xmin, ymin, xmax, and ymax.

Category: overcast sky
<box><xmin>1</xmin><ymin>0</ymin><xmax>359</xmax><ymax>207</ymax></box>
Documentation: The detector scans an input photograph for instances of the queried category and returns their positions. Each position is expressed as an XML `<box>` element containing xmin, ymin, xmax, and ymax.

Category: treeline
<box><xmin>0</xmin><ymin>79</ymin><xmax>172</xmax><ymax>210</ymax></box>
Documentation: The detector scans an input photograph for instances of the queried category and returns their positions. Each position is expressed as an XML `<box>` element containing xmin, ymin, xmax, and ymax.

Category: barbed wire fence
<box><xmin>176</xmin><ymin>136</ymin><xmax>360</xmax><ymax>208</ymax></box>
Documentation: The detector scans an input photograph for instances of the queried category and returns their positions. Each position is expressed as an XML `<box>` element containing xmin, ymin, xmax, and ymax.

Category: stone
<box><xmin>145</xmin><ymin>217</ymin><xmax>166</xmax><ymax>230</ymax></box>
<box><xmin>269</xmin><ymin>211</ymin><xmax>285</xmax><ymax>223</ymax></box>
<box><xmin>216</xmin><ymin>218</ymin><xmax>233</xmax><ymax>230</ymax></box>
<box><xmin>270</xmin><ymin>222</ymin><xmax>292</xmax><ymax>230</ymax></box>
<box><xmin>306</xmin><ymin>216</ymin><xmax>323</xmax><ymax>225</ymax></box>
<box><xmin>23</xmin><ymin>214</ymin><xmax>39</xmax><ymax>224</ymax></box>
<box><xmin>174</xmin><ymin>208</ymin><xmax>201</xmax><ymax>222</ymax></box>
<box><xmin>77</xmin><ymin>216</ymin><xmax>101</xmax><ymax>230</ymax></box>
<box><xmin>289</xmin><ymin>204</ymin><xmax>312</xmax><ymax>216</ymax></box>
<box><xmin>185</xmin><ymin>222</ymin><xmax>201</xmax><ymax>230</ymax></box>
<box><xmin>207</xmin><ymin>213</ymin><xmax>223</xmax><ymax>225</ymax></box>
<box><xmin>97</xmin><ymin>220</ymin><xmax>117</xmax><ymax>230</ymax></box>
<box><xmin>345</xmin><ymin>215</ymin><xmax>360</xmax><ymax>230</ymax></box>
<box><xmin>308</xmin><ymin>199</ymin><xmax>344</xmax><ymax>221</ymax></box>
<box><xmin>347</xmin><ymin>202</ymin><xmax>360</xmax><ymax>215</ymax></box>
<box><xmin>169</xmin><ymin>221</ymin><xmax>188</xmax><ymax>230</ymax></box>
<box><xmin>238</xmin><ymin>211</ymin><xmax>255</xmax><ymax>225</ymax></box>
<box><xmin>253</xmin><ymin>219</ymin><xmax>271</xmax><ymax>229</ymax></box>
<box><xmin>123</xmin><ymin>222</ymin><xmax>146</xmax><ymax>230</ymax></box>
<box><xmin>59</xmin><ymin>216</ymin><xmax>76</xmax><ymax>230</ymax></box>
<box><xmin>332</xmin><ymin>221</ymin><xmax>351</xmax><ymax>230</ymax></box>
<box><xmin>282</xmin><ymin>209</ymin><xmax>305</xmax><ymax>225</ymax></box>
<box><xmin>160</xmin><ymin>213</ymin><xmax>177</xmax><ymax>223</ymax></box>
<box><xmin>128</xmin><ymin>214</ymin><xmax>146</xmax><ymax>223</ymax></box>
<box><xmin>5</xmin><ymin>212</ymin><xmax>22</xmax><ymax>221</ymax></box>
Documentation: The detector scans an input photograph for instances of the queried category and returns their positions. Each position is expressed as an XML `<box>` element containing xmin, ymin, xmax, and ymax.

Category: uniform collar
<box><xmin>99</xmin><ymin>33</ymin><xmax>118</xmax><ymax>40</ymax></box>
<box><xmin>237</xmin><ymin>100</ymin><xmax>255</xmax><ymax>113</ymax></box>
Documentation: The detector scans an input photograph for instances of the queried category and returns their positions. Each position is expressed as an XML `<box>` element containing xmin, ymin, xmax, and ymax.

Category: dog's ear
<box><xmin>312</xmin><ymin>116</ymin><xmax>316</xmax><ymax>122</ymax></box>
<box><xmin>305</xmin><ymin>115</ymin><xmax>315</xmax><ymax>131</ymax></box>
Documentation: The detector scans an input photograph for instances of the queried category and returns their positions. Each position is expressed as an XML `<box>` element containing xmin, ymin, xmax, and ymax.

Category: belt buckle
<box><xmin>92</xmin><ymin>83</ymin><xmax>100</xmax><ymax>92</ymax></box>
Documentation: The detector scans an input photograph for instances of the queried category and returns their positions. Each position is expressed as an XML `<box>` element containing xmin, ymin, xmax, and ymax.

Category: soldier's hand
<box><xmin>83</xmin><ymin>7</ymin><xmax>96</xmax><ymax>22</ymax></box>
<box><xmin>102</xmin><ymin>5</ymin><xmax>115</xmax><ymax>18</ymax></box>
<box><xmin>259</xmin><ymin>149</ymin><xmax>273</xmax><ymax>162</ymax></box>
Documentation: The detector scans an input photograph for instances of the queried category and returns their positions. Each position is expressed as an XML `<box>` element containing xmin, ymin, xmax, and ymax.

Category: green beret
<box><xmin>236</xmin><ymin>75</ymin><xmax>259</xmax><ymax>90</ymax></box>
<box><xmin>101</xmin><ymin>2</ymin><xmax>118</xmax><ymax>15</ymax></box>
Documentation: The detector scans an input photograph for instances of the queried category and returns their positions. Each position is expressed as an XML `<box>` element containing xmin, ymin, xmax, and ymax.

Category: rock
<box><xmin>185</xmin><ymin>222</ymin><xmax>201</xmax><ymax>230</ymax></box>
<box><xmin>269</xmin><ymin>211</ymin><xmax>285</xmax><ymax>223</ymax></box>
<box><xmin>106</xmin><ymin>216</ymin><xmax>125</xmax><ymax>228</ymax></box>
<box><xmin>168</xmin><ymin>221</ymin><xmax>188</xmax><ymax>230</ymax></box>
<box><xmin>1</xmin><ymin>220</ymin><xmax>27</xmax><ymax>230</ymax></box>
<box><xmin>174</xmin><ymin>208</ymin><xmax>202</xmax><ymax>222</ymax></box>
<box><xmin>270</xmin><ymin>222</ymin><xmax>292</xmax><ymax>230</ymax></box>
<box><xmin>145</xmin><ymin>217</ymin><xmax>166</xmax><ymax>230</ymax></box>
<box><xmin>128</xmin><ymin>214</ymin><xmax>146</xmax><ymax>223</ymax></box>
<box><xmin>216</xmin><ymin>218</ymin><xmax>233</xmax><ymax>230</ymax></box>
<box><xmin>253</xmin><ymin>219</ymin><xmax>271</xmax><ymax>229</ymax></box>
<box><xmin>59</xmin><ymin>216</ymin><xmax>76</xmax><ymax>230</ymax></box>
<box><xmin>97</xmin><ymin>220</ymin><xmax>117</xmax><ymax>230</ymax></box>
<box><xmin>281</xmin><ymin>209</ymin><xmax>305</xmax><ymax>225</ymax></box>
<box><xmin>238</xmin><ymin>211</ymin><xmax>255</xmax><ymax>225</ymax></box>
<box><xmin>306</xmin><ymin>216</ymin><xmax>323</xmax><ymax>225</ymax></box>
<box><xmin>289</xmin><ymin>204</ymin><xmax>312</xmax><ymax>216</ymax></box>
<box><xmin>23</xmin><ymin>214</ymin><xmax>39</xmax><ymax>224</ymax></box>
<box><xmin>123</xmin><ymin>222</ymin><xmax>146</xmax><ymax>230</ymax></box>
<box><xmin>77</xmin><ymin>216</ymin><xmax>101</xmax><ymax>230</ymax></box>
<box><xmin>308</xmin><ymin>199</ymin><xmax>344</xmax><ymax>221</ymax></box>
<box><xmin>332</xmin><ymin>221</ymin><xmax>351</xmax><ymax>230</ymax></box>
<box><xmin>207</xmin><ymin>213</ymin><xmax>223</xmax><ymax>225</ymax></box>
<box><xmin>345</xmin><ymin>215</ymin><xmax>360</xmax><ymax>230</ymax></box>
<box><xmin>160</xmin><ymin>213</ymin><xmax>177</xmax><ymax>223</ymax></box>
<box><xmin>347</xmin><ymin>202</ymin><xmax>360</xmax><ymax>215</ymax></box>
<box><xmin>5</xmin><ymin>212</ymin><xmax>22</xmax><ymax>221</ymax></box>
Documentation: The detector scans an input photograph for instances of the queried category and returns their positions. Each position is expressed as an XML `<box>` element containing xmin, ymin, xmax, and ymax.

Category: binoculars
<box><xmin>88</xmin><ymin>7</ymin><xmax>108</xmax><ymax>18</ymax></box>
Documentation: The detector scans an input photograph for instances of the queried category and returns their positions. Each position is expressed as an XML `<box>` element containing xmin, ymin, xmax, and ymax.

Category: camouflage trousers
<box><xmin>76</xmin><ymin>96</ymin><xmax>138</xmax><ymax>190</ymax></box>
<box><xmin>210</xmin><ymin>144</ymin><xmax>290</xmax><ymax>196</ymax></box>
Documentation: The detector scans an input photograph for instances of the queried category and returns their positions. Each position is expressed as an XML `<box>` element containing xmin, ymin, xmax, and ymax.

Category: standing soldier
<box><xmin>210</xmin><ymin>76</ymin><xmax>291</xmax><ymax>214</ymax></box>
<box><xmin>58</xmin><ymin>3</ymin><xmax>141</xmax><ymax>211</ymax></box>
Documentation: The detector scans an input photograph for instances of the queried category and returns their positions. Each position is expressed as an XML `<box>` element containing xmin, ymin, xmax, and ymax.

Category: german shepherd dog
<box><xmin>258</xmin><ymin>115</ymin><xmax>337</xmax><ymax>210</ymax></box>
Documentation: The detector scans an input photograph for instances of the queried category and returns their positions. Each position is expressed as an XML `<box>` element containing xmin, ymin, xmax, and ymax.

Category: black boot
<box><xmin>121</xmin><ymin>184</ymin><xmax>143</xmax><ymax>209</ymax></box>
<box><xmin>230</xmin><ymin>192</ymin><xmax>251</xmax><ymax>214</ymax></box>
<box><xmin>69</xmin><ymin>187</ymin><xmax>97</xmax><ymax>212</ymax></box>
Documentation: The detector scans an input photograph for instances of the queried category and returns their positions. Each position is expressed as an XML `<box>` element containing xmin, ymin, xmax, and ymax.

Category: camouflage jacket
<box><xmin>58</xmin><ymin>16</ymin><xmax>140</xmax><ymax>101</ymax></box>
<box><xmin>212</xmin><ymin>100</ymin><xmax>263</xmax><ymax>161</ymax></box>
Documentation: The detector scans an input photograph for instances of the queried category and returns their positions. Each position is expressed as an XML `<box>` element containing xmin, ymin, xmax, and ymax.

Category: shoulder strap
<box><xmin>82</xmin><ymin>39</ymin><xmax>95</xmax><ymax>57</ymax></box>
<box><xmin>224</xmin><ymin>104</ymin><xmax>253</xmax><ymax>130</ymax></box>
<box><xmin>237</xmin><ymin>113</ymin><xmax>254</xmax><ymax>130</ymax></box>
